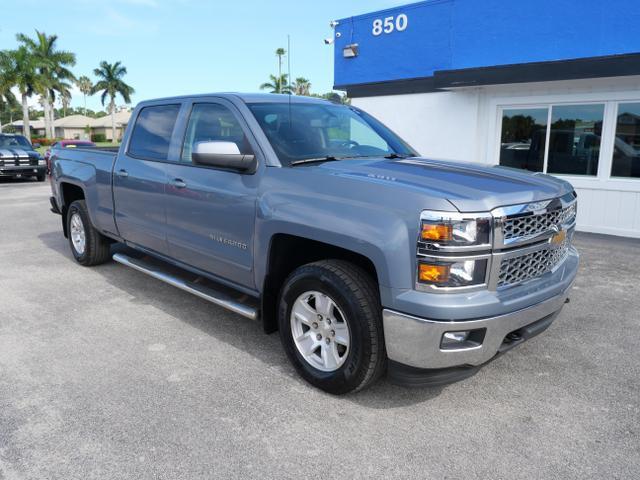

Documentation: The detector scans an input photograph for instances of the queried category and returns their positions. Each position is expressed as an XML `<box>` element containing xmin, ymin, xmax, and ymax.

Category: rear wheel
<box><xmin>66</xmin><ymin>200</ymin><xmax>111</xmax><ymax>266</ymax></box>
<box><xmin>278</xmin><ymin>260</ymin><xmax>386</xmax><ymax>394</ymax></box>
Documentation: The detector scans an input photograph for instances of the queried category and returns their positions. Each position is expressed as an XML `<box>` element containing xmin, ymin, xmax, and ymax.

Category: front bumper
<box><xmin>0</xmin><ymin>165</ymin><xmax>46</xmax><ymax>177</ymax></box>
<box><xmin>383</xmin><ymin>278</ymin><xmax>574</xmax><ymax>373</ymax></box>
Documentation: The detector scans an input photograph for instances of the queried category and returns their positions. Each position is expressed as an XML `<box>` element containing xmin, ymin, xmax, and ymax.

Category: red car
<box><xmin>45</xmin><ymin>140</ymin><xmax>96</xmax><ymax>174</ymax></box>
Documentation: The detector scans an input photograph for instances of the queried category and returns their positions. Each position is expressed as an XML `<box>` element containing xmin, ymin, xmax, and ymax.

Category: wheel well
<box><xmin>261</xmin><ymin>234</ymin><xmax>379</xmax><ymax>334</ymax></box>
<box><xmin>60</xmin><ymin>183</ymin><xmax>85</xmax><ymax>237</ymax></box>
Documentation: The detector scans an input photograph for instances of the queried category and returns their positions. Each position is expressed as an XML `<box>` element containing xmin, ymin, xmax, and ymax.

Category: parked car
<box><xmin>45</xmin><ymin>140</ymin><xmax>96</xmax><ymax>174</ymax></box>
<box><xmin>0</xmin><ymin>133</ymin><xmax>46</xmax><ymax>181</ymax></box>
<box><xmin>49</xmin><ymin>93</ymin><xmax>579</xmax><ymax>394</ymax></box>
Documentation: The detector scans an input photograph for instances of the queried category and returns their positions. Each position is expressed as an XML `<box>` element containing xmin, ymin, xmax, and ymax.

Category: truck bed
<box><xmin>52</xmin><ymin>147</ymin><xmax>119</xmax><ymax>236</ymax></box>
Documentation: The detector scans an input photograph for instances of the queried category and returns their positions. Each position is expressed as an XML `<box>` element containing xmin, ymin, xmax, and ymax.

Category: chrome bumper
<box><xmin>383</xmin><ymin>283</ymin><xmax>573</xmax><ymax>369</ymax></box>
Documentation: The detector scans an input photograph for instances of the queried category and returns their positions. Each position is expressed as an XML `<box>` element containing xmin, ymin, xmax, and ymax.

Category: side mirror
<box><xmin>32</xmin><ymin>143</ymin><xmax>41</xmax><ymax>149</ymax></box>
<box><xmin>192</xmin><ymin>141</ymin><xmax>256</xmax><ymax>173</ymax></box>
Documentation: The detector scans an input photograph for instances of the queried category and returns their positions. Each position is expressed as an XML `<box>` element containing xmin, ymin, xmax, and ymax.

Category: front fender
<box><xmin>254</xmin><ymin>190</ymin><xmax>415</xmax><ymax>294</ymax></box>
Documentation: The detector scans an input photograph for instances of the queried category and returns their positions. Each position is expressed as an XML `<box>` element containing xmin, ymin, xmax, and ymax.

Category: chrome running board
<box><xmin>112</xmin><ymin>253</ymin><xmax>258</xmax><ymax>320</ymax></box>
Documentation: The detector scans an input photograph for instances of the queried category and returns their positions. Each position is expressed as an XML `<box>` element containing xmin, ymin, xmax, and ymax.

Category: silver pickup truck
<box><xmin>49</xmin><ymin>93</ymin><xmax>579</xmax><ymax>394</ymax></box>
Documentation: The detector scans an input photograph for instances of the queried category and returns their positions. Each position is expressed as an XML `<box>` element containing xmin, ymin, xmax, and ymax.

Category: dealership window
<box><xmin>547</xmin><ymin>104</ymin><xmax>604</xmax><ymax>176</ymax></box>
<box><xmin>499</xmin><ymin>108</ymin><xmax>548</xmax><ymax>172</ymax></box>
<box><xmin>611</xmin><ymin>102</ymin><xmax>640</xmax><ymax>179</ymax></box>
<box><xmin>499</xmin><ymin>103</ymin><xmax>605</xmax><ymax>176</ymax></box>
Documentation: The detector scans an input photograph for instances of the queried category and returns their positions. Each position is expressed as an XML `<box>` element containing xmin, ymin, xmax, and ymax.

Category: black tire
<box><xmin>278</xmin><ymin>260</ymin><xmax>386</xmax><ymax>394</ymax></box>
<box><xmin>36</xmin><ymin>173</ymin><xmax>46</xmax><ymax>182</ymax></box>
<box><xmin>66</xmin><ymin>199</ymin><xmax>111</xmax><ymax>266</ymax></box>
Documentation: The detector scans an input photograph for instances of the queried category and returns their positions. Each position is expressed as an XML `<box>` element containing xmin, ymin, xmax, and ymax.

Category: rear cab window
<box><xmin>128</xmin><ymin>104</ymin><xmax>181</xmax><ymax>160</ymax></box>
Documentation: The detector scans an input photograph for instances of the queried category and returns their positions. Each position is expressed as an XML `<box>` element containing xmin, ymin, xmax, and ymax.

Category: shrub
<box><xmin>91</xmin><ymin>133</ymin><xmax>107</xmax><ymax>143</ymax></box>
<box><xmin>31</xmin><ymin>137</ymin><xmax>57</xmax><ymax>146</ymax></box>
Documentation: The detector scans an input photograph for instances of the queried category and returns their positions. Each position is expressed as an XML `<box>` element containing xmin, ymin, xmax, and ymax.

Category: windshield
<box><xmin>0</xmin><ymin>135</ymin><xmax>32</xmax><ymax>149</ymax></box>
<box><xmin>247</xmin><ymin>102</ymin><xmax>416</xmax><ymax>166</ymax></box>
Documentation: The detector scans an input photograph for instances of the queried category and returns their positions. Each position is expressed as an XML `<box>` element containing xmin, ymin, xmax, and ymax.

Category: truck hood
<box><xmin>0</xmin><ymin>147</ymin><xmax>39</xmax><ymax>160</ymax></box>
<box><xmin>316</xmin><ymin>157</ymin><xmax>574</xmax><ymax>212</ymax></box>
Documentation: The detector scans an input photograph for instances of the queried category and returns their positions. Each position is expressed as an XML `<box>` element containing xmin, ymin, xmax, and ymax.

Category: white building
<box><xmin>333</xmin><ymin>0</ymin><xmax>640</xmax><ymax>238</ymax></box>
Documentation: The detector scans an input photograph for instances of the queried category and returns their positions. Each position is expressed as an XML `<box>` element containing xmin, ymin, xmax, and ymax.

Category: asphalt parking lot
<box><xmin>1</xmin><ymin>179</ymin><xmax>639</xmax><ymax>479</ymax></box>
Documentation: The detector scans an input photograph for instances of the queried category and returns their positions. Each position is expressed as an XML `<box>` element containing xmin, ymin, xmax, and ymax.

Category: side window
<box><xmin>181</xmin><ymin>103</ymin><xmax>252</xmax><ymax>163</ymax></box>
<box><xmin>128</xmin><ymin>104</ymin><xmax>180</xmax><ymax>160</ymax></box>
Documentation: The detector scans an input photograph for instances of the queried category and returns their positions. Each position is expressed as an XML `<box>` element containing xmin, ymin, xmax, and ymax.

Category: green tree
<box><xmin>275</xmin><ymin>48</ymin><xmax>286</xmax><ymax>81</ymax></box>
<box><xmin>260</xmin><ymin>74</ymin><xmax>291</xmax><ymax>94</ymax></box>
<box><xmin>76</xmin><ymin>75</ymin><xmax>92</xmax><ymax>116</ymax></box>
<box><xmin>16</xmin><ymin>30</ymin><xmax>76</xmax><ymax>138</ymax></box>
<box><xmin>3</xmin><ymin>47</ymin><xmax>39</xmax><ymax>140</ymax></box>
<box><xmin>321</xmin><ymin>91</ymin><xmax>350</xmax><ymax>104</ymax></box>
<box><xmin>291</xmin><ymin>77</ymin><xmax>311</xmax><ymax>96</ymax></box>
<box><xmin>92</xmin><ymin>61</ymin><xmax>134</xmax><ymax>142</ymax></box>
<box><xmin>0</xmin><ymin>51</ymin><xmax>18</xmax><ymax>133</ymax></box>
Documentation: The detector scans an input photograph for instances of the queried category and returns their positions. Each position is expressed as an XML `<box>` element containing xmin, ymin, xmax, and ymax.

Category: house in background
<box><xmin>332</xmin><ymin>0</ymin><xmax>640</xmax><ymax>238</ymax></box>
<box><xmin>9</xmin><ymin>118</ymin><xmax>46</xmax><ymax>137</ymax></box>
<box><xmin>87</xmin><ymin>111</ymin><xmax>131</xmax><ymax>141</ymax></box>
<box><xmin>9</xmin><ymin>110</ymin><xmax>131</xmax><ymax>141</ymax></box>
<box><xmin>52</xmin><ymin>114</ymin><xmax>93</xmax><ymax>139</ymax></box>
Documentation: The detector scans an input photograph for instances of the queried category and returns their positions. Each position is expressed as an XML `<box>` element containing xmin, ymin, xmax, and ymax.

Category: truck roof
<box><xmin>136</xmin><ymin>92</ymin><xmax>335</xmax><ymax>107</ymax></box>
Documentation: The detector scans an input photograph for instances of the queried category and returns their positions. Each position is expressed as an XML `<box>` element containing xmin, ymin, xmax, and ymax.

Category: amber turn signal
<box><xmin>421</xmin><ymin>223</ymin><xmax>453</xmax><ymax>241</ymax></box>
<box><xmin>418</xmin><ymin>263</ymin><xmax>450</xmax><ymax>283</ymax></box>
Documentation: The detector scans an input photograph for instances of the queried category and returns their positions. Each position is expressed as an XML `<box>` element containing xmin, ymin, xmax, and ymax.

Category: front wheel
<box><xmin>278</xmin><ymin>260</ymin><xmax>386</xmax><ymax>394</ymax></box>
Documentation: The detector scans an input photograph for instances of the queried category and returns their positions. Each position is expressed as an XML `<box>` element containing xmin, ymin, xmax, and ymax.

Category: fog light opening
<box><xmin>440</xmin><ymin>328</ymin><xmax>486</xmax><ymax>351</ymax></box>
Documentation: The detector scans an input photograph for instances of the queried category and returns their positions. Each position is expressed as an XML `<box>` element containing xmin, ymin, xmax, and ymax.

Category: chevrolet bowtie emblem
<box><xmin>550</xmin><ymin>227</ymin><xmax>566</xmax><ymax>246</ymax></box>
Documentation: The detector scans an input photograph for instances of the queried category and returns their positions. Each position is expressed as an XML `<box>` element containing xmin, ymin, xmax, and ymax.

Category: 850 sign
<box><xmin>372</xmin><ymin>13</ymin><xmax>408</xmax><ymax>36</ymax></box>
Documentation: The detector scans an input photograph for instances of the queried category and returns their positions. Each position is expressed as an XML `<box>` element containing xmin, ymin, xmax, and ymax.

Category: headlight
<box><xmin>418</xmin><ymin>258</ymin><xmax>488</xmax><ymax>288</ymax></box>
<box><xmin>38</xmin><ymin>159</ymin><xmax>46</xmax><ymax>165</ymax></box>
<box><xmin>420</xmin><ymin>214</ymin><xmax>491</xmax><ymax>247</ymax></box>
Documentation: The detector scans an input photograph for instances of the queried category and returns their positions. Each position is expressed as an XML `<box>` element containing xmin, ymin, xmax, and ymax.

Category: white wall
<box><xmin>352</xmin><ymin>76</ymin><xmax>640</xmax><ymax>238</ymax></box>
<box><xmin>353</xmin><ymin>90</ymin><xmax>481</xmax><ymax>161</ymax></box>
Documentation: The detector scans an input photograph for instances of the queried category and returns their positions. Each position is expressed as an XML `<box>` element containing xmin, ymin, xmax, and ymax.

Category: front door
<box><xmin>113</xmin><ymin>103</ymin><xmax>181</xmax><ymax>255</ymax></box>
<box><xmin>164</xmin><ymin>100</ymin><xmax>259</xmax><ymax>288</ymax></box>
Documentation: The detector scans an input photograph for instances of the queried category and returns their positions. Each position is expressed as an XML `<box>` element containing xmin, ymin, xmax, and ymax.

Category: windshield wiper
<box><xmin>290</xmin><ymin>156</ymin><xmax>341</xmax><ymax>166</ymax></box>
<box><xmin>384</xmin><ymin>153</ymin><xmax>410</xmax><ymax>159</ymax></box>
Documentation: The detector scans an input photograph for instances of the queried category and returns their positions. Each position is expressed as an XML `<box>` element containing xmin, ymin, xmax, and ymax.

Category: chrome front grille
<box><xmin>503</xmin><ymin>203</ymin><xmax>576</xmax><ymax>242</ymax></box>
<box><xmin>497</xmin><ymin>239</ymin><xmax>570</xmax><ymax>288</ymax></box>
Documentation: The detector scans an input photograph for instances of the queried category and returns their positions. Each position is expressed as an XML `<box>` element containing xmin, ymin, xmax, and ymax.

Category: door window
<box><xmin>128</xmin><ymin>104</ymin><xmax>180</xmax><ymax>160</ymax></box>
<box><xmin>181</xmin><ymin>103</ymin><xmax>252</xmax><ymax>163</ymax></box>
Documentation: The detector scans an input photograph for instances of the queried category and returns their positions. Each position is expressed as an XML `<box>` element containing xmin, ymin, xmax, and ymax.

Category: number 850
<box><xmin>372</xmin><ymin>14</ymin><xmax>408</xmax><ymax>36</ymax></box>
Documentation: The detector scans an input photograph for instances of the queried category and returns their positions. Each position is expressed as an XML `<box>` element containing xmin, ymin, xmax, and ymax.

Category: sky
<box><xmin>1</xmin><ymin>0</ymin><xmax>408</xmax><ymax>112</ymax></box>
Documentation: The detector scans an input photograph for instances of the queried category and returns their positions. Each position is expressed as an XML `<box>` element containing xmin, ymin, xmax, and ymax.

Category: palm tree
<box><xmin>92</xmin><ymin>61</ymin><xmax>134</xmax><ymax>142</ymax></box>
<box><xmin>17</xmin><ymin>30</ymin><xmax>76</xmax><ymax>138</ymax></box>
<box><xmin>76</xmin><ymin>75</ymin><xmax>92</xmax><ymax>116</ymax></box>
<box><xmin>0</xmin><ymin>51</ymin><xmax>18</xmax><ymax>133</ymax></box>
<box><xmin>292</xmin><ymin>77</ymin><xmax>311</xmax><ymax>96</ymax></box>
<box><xmin>3</xmin><ymin>47</ymin><xmax>38</xmax><ymax>141</ymax></box>
<box><xmin>260</xmin><ymin>74</ymin><xmax>291</xmax><ymax>94</ymax></box>
<box><xmin>60</xmin><ymin>88</ymin><xmax>71</xmax><ymax>117</ymax></box>
<box><xmin>275</xmin><ymin>48</ymin><xmax>286</xmax><ymax>81</ymax></box>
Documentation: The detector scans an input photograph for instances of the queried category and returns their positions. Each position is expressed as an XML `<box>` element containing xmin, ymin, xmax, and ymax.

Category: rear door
<box><xmin>163</xmin><ymin>99</ymin><xmax>260</xmax><ymax>288</ymax></box>
<box><xmin>112</xmin><ymin>103</ymin><xmax>181</xmax><ymax>255</ymax></box>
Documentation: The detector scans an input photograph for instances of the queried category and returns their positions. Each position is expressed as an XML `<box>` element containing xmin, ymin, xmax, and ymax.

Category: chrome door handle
<box><xmin>116</xmin><ymin>169</ymin><xmax>129</xmax><ymax>178</ymax></box>
<box><xmin>170</xmin><ymin>178</ymin><xmax>187</xmax><ymax>189</ymax></box>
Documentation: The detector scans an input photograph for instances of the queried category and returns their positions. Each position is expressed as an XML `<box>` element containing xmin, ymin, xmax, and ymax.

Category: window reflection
<box><xmin>547</xmin><ymin>104</ymin><xmax>604</xmax><ymax>176</ymax></box>
<box><xmin>499</xmin><ymin>108</ymin><xmax>548</xmax><ymax>172</ymax></box>
<box><xmin>611</xmin><ymin>103</ymin><xmax>640</xmax><ymax>178</ymax></box>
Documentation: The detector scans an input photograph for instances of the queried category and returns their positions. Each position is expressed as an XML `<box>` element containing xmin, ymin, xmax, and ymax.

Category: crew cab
<box><xmin>49</xmin><ymin>93</ymin><xmax>579</xmax><ymax>394</ymax></box>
